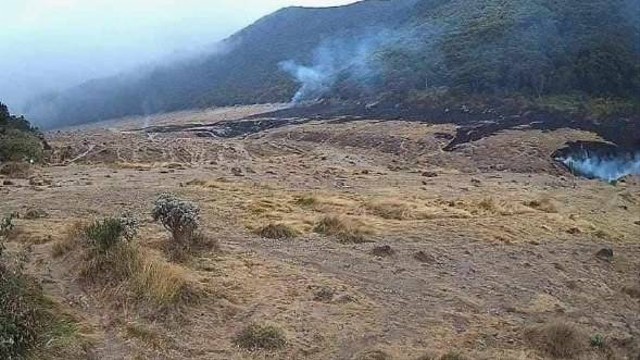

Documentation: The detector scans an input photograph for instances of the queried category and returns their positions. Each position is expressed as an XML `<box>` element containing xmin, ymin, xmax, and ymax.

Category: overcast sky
<box><xmin>0</xmin><ymin>0</ymin><xmax>356</xmax><ymax>112</ymax></box>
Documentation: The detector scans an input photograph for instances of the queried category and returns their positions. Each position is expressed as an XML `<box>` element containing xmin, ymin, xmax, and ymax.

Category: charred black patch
<box><xmin>139</xmin><ymin>101</ymin><xmax>640</xmax><ymax>162</ymax></box>
<box><xmin>247</xmin><ymin>101</ymin><xmax>640</xmax><ymax>152</ymax></box>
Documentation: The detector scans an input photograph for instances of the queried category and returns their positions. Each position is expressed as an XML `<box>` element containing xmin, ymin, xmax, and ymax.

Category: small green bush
<box><xmin>85</xmin><ymin>215</ymin><xmax>138</xmax><ymax>254</ymax></box>
<box><xmin>590</xmin><ymin>334</ymin><xmax>605</xmax><ymax>349</ymax></box>
<box><xmin>0</xmin><ymin>265</ymin><xmax>43</xmax><ymax>359</ymax></box>
<box><xmin>234</xmin><ymin>323</ymin><xmax>286</xmax><ymax>351</ymax></box>
<box><xmin>0</xmin><ymin>214</ymin><xmax>16</xmax><ymax>256</ymax></box>
<box><xmin>0</xmin><ymin>245</ymin><xmax>79</xmax><ymax>359</ymax></box>
<box><xmin>0</xmin><ymin>129</ymin><xmax>44</xmax><ymax>163</ymax></box>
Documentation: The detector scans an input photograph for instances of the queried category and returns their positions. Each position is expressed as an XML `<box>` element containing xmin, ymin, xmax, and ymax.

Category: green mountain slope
<box><xmin>0</xmin><ymin>102</ymin><xmax>47</xmax><ymax>162</ymax></box>
<box><xmin>27</xmin><ymin>0</ymin><xmax>640</xmax><ymax>128</ymax></box>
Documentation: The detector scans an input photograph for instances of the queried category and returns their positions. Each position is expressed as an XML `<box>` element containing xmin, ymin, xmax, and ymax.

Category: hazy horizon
<box><xmin>0</xmin><ymin>0</ymin><xmax>357</xmax><ymax>113</ymax></box>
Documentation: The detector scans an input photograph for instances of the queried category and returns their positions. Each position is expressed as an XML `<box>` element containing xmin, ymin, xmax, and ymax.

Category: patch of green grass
<box><xmin>590</xmin><ymin>334</ymin><xmax>605</xmax><ymax>349</ymax></box>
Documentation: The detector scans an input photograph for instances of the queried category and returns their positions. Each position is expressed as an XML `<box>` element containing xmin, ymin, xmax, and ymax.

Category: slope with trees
<box><xmin>0</xmin><ymin>102</ymin><xmax>47</xmax><ymax>163</ymax></box>
<box><xmin>26</xmin><ymin>0</ymin><xmax>640</xmax><ymax>128</ymax></box>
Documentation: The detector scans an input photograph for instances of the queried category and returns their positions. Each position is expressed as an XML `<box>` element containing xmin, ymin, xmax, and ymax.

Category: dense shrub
<box><xmin>152</xmin><ymin>194</ymin><xmax>201</xmax><ymax>252</ymax></box>
<box><xmin>0</xmin><ymin>213</ymin><xmax>57</xmax><ymax>359</ymax></box>
<box><xmin>0</xmin><ymin>214</ymin><xmax>16</xmax><ymax>256</ymax></box>
<box><xmin>0</xmin><ymin>264</ymin><xmax>44</xmax><ymax>359</ymax></box>
<box><xmin>0</xmin><ymin>102</ymin><xmax>46</xmax><ymax>163</ymax></box>
<box><xmin>84</xmin><ymin>214</ymin><xmax>138</xmax><ymax>254</ymax></box>
<box><xmin>0</xmin><ymin>129</ymin><xmax>44</xmax><ymax>163</ymax></box>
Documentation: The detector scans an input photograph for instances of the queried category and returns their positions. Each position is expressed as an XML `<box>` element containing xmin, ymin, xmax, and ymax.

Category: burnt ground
<box><xmin>248</xmin><ymin>101</ymin><xmax>640</xmax><ymax>151</ymax></box>
<box><xmin>1</xmin><ymin>104</ymin><xmax>639</xmax><ymax>360</ymax></box>
<box><xmin>138</xmin><ymin>101</ymin><xmax>640</xmax><ymax>158</ymax></box>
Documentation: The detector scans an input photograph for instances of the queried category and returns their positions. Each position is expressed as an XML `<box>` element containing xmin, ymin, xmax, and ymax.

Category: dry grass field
<box><xmin>1</xmin><ymin>105</ymin><xmax>638</xmax><ymax>359</ymax></box>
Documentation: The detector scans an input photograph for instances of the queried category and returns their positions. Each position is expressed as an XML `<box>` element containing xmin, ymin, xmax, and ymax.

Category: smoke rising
<box><xmin>2</xmin><ymin>0</ymin><xmax>357</xmax><ymax>125</ymax></box>
<box><xmin>279</xmin><ymin>28</ymin><xmax>415</xmax><ymax>104</ymax></box>
<box><xmin>558</xmin><ymin>151</ymin><xmax>640</xmax><ymax>183</ymax></box>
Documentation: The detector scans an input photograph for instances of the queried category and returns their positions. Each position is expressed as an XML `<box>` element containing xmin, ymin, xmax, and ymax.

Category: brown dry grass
<box><xmin>353</xmin><ymin>349</ymin><xmax>393</xmax><ymax>360</ymax></box>
<box><xmin>3</xmin><ymin>110</ymin><xmax>639</xmax><ymax>359</ymax></box>
<box><xmin>76</xmin><ymin>229</ymin><xmax>194</xmax><ymax>308</ymax></box>
<box><xmin>51</xmin><ymin>222</ymin><xmax>85</xmax><ymax>258</ymax></box>
<box><xmin>234</xmin><ymin>323</ymin><xmax>287</xmax><ymax>351</ymax></box>
<box><xmin>256</xmin><ymin>223</ymin><xmax>299</xmax><ymax>239</ymax></box>
<box><xmin>526</xmin><ymin>321</ymin><xmax>585</xmax><ymax>358</ymax></box>
<box><xmin>365</xmin><ymin>200</ymin><xmax>414</xmax><ymax>220</ymax></box>
<box><xmin>313</xmin><ymin>215</ymin><xmax>372</xmax><ymax>243</ymax></box>
<box><xmin>133</xmin><ymin>251</ymin><xmax>195</xmax><ymax>305</ymax></box>
<box><xmin>0</xmin><ymin>161</ymin><xmax>32</xmax><ymax>178</ymax></box>
<box><xmin>87</xmin><ymin>243</ymin><xmax>193</xmax><ymax>307</ymax></box>
<box><xmin>525</xmin><ymin>196</ymin><xmax>559</xmax><ymax>213</ymax></box>
<box><xmin>474</xmin><ymin>197</ymin><xmax>533</xmax><ymax>216</ymax></box>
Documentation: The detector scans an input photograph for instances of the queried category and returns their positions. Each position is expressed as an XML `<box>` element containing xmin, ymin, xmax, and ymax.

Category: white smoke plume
<box><xmin>279</xmin><ymin>28</ymin><xmax>414</xmax><ymax>104</ymax></box>
<box><xmin>559</xmin><ymin>152</ymin><xmax>640</xmax><ymax>183</ymax></box>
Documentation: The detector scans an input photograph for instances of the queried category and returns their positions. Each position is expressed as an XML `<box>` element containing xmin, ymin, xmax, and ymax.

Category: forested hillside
<box><xmin>27</xmin><ymin>0</ymin><xmax>640</xmax><ymax>128</ymax></box>
<box><xmin>0</xmin><ymin>102</ymin><xmax>47</xmax><ymax>162</ymax></box>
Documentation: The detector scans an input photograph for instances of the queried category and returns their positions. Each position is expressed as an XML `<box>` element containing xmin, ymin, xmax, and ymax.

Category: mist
<box><xmin>0</xmin><ymin>0</ymin><xmax>357</xmax><ymax>114</ymax></box>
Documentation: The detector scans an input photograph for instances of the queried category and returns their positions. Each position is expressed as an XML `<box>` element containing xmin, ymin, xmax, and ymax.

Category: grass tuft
<box><xmin>313</xmin><ymin>215</ymin><xmax>371</xmax><ymax>243</ymax></box>
<box><xmin>439</xmin><ymin>352</ymin><xmax>468</xmax><ymax>360</ymax></box>
<box><xmin>526</xmin><ymin>321</ymin><xmax>585</xmax><ymax>358</ymax></box>
<box><xmin>78</xmin><ymin>217</ymin><xmax>192</xmax><ymax>309</ymax></box>
<box><xmin>256</xmin><ymin>223</ymin><xmax>299</xmax><ymax>239</ymax></box>
<box><xmin>353</xmin><ymin>349</ymin><xmax>393</xmax><ymax>360</ymax></box>
<box><xmin>365</xmin><ymin>200</ymin><xmax>414</xmax><ymax>220</ymax></box>
<box><xmin>133</xmin><ymin>254</ymin><xmax>194</xmax><ymax>305</ymax></box>
<box><xmin>234</xmin><ymin>323</ymin><xmax>286</xmax><ymax>351</ymax></box>
<box><xmin>51</xmin><ymin>222</ymin><xmax>85</xmax><ymax>258</ymax></box>
<box><xmin>1</xmin><ymin>250</ymin><xmax>82</xmax><ymax>359</ymax></box>
<box><xmin>0</xmin><ymin>162</ymin><xmax>32</xmax><ymax>178</ymax></box>
<box><xmin>294</xmin><ymin>195</ymin><xmax>319</xmax><ymax>207</ymax></box>
<box><xmin>525</xmin><ymin>197</ymin><xmax>559</xmax><ymax>213</ymax></box>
